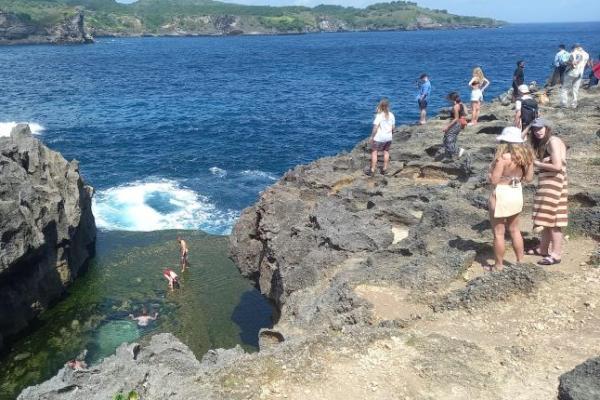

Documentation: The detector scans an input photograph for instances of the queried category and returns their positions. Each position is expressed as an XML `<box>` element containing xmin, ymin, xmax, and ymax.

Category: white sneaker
<box><xmin>458</xmin><ymin>148</ymin><xmax>465</xmax><ymax>158</ymax></box>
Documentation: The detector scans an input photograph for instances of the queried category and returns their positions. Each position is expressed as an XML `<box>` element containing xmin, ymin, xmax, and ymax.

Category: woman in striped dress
<box><xmin>528</xmin><ymin>118</ymin><xmax>568</xmax><ymax>265</ymax></box>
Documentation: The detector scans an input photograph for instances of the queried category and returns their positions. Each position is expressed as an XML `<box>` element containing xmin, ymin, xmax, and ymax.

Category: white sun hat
<box><xmin>518</xmin><ymin>84</ymin><xmax>530</xmax><ymax>94</ymax></box>
<box><xmin>497</xmin><ymin>126</ymin><xmax>524</xmax><ymax>143</ymax></box>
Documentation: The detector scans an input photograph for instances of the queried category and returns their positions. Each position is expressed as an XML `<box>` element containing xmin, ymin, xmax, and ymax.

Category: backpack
<box><xmin>520</xmin><ymin>98</ymin><xmax>538</xmax><ymax>127</ymax></box>
<box><xmin>559</xmin><ymin>51</ymin><xmax>571</xmax><ymax>67</ymax></box>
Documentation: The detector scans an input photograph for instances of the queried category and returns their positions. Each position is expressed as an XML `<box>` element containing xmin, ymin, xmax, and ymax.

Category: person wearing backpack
<box><xmin>561</xmin><ymin>43</ymin><xmax>590</xmax><ymax>108</ymax></box>
<box><xmin>514</xmin><ymin>85</ymin><xmax>538</xmax><ymax>131</ymax></box>
<box><xmin>548</xmin><ymin>44</ymin><xmax>570</xmax><ymax>87</ymax></box>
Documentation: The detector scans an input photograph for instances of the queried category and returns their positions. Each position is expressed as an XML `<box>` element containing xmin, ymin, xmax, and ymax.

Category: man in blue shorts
<box><xmin>417</xmin><ymin>73</ymin><xmax>431</xmax><ymax>125</ymax></box>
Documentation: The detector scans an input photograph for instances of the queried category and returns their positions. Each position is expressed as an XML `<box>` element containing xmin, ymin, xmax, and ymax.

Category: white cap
<box><xmin>518</xmin><ymin>84</ymin><xmax>530</xmax><ymax>94</ymax></box>
<box><xmin>497</xmin><ymin>126</ymin><xmax>524</xmax><ymax>143</ymax></box>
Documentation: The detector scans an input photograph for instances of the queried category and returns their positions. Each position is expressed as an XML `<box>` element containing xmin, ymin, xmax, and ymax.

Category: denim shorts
<box><xmin>372</xmin><ymin>141</ymin><xmax>391</xmax><ymax>151</ymax></box>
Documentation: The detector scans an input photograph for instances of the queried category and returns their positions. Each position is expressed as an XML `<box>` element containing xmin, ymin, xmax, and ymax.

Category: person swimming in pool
<box><xmin>129</xmin><ymin>306</ymin><xmax>158</xmax><ymax>327</ymax></box>
<box><xmin>163</xmin><ymin>268</ymin><xmax>179</xmax><ymax>290</ymax></box>
<box><xmin>177</xmin><ymin>236</ymin><xmax>189</xmax><ymax>272</ymax></box>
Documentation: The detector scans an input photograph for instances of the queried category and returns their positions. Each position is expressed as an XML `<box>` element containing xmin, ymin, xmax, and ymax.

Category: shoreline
<box><xmin>0</xmin><ymin>24</ymin><xmax>503</xmax><ymax>46</ymax></box>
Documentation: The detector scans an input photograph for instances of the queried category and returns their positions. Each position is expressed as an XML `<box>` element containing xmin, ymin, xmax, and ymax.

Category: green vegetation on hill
<box><xmin>0</xmin><ymin>0</ymin><xmax>503</xmax><ymax>37</ymax></box>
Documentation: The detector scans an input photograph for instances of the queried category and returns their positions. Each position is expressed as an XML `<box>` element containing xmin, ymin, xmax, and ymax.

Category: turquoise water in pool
<box><xmin>0</xmin><ymin>230</ymin><xmax>273</xmax><ymax>399</ymax></box>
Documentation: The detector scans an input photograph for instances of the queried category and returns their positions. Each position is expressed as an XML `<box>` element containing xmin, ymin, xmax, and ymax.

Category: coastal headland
<box><xmin>18</xmin><ymin>86</ymin><xmax>600</xmax><ymax>399</ymax></box>
<box><xmin>0</xmin><ymin>0</ymin><xmax>502</xmax><ymax>45</ymax></box>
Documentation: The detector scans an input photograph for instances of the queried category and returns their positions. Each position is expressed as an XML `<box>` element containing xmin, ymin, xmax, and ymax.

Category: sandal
<box><xmin>364</xmin><ymin>169</ymin><xmax>374</xmax><ymax>177</ymax></box>
<box><xmin>380</xmin><ymin>168</ymin><xmax>388</xmax><ymax>175</ymax></box>
<box><xmin>526</xmin><ymin>248</ymin><xmax>548</xmax><ymax>257</ymax></box>
<box><xmin>483</xmin><ymin>264</ymin><xmax>503</xmax><ymax>272</ymax></box>
<box><xmin>537</xmin><ymin>256</ymin><xmax>561</xmax><ymax>266</ymax></box>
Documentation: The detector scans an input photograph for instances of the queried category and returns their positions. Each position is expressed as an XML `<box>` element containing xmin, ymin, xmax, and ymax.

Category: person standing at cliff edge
<box><xmin>561</xmin><ymin>44</ymin><xmax>589</xmax><ymax>108</ymax></box>
<box><xmin>512</xmin><ymin>60</ymin><xmax>525</xmax><ymax>101</ymax></box>
<box><xmin>416</xmin><ymin>73</ymin><xmax>431</xmax><ymax>125</ymax></box>
<box><xmin>367</xmin><ymin>98</ymin><xmax>395</xmax><ymax>176</ymax></box>
<box><xmin>178</xmin><ymin>236</ymin><xmax>189</xmax><ymax>272</ymax></box>
<box><xmin>548</xmin><ymin>44</ymin><xmax>570</xmax><ymax>87</ymax></box>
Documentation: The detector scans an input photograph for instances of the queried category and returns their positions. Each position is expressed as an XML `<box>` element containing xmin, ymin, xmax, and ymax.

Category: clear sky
<box><xmin>115</xmin><ymin>0</ymin><xmax>600</xmax><ymax>23</ymax></box>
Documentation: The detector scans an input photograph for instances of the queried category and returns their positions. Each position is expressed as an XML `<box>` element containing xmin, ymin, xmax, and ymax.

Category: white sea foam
<box><xmin>0</xmin><ymin>122</ymin><xmax>45</xmax><ymax>137</ymax></box>
<box><xmin>209</xmin><ymin>166</ymin><xmax>227</xmax><ymax>177</ymax></box>
<box><xmin>93</xmin><ymin>179</ymin><xmax>238</xmax><ymax>234</ymax></box>
<box><xmin>240</xmin><ymin>170</ymin><xmax>278</xmax><ymax>181</ymax></box>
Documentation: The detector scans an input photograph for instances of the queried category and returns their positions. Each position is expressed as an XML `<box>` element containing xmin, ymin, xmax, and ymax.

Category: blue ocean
<box><xmin>2</xmin><ymin>23</ymin><xmax>599</xmax><ymax>235</ymax></box>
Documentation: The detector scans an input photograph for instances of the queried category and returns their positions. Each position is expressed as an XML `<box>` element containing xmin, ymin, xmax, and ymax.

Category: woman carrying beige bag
<box><xmin>487</xmin><ymin>127</ymin><xmax>534</xmax><ymax>271</ymax></box>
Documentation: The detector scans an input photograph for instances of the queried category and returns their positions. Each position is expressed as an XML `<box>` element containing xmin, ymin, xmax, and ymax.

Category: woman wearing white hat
<box><xmin>487</xmin><ymin>126</ymin><xmax>534</xmax><ymax>271</ymax></box>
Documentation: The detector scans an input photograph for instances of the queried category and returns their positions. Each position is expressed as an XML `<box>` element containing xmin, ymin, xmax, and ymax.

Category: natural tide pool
<box><xmin>0</xmin><ymin>230</ymin><xmax>273</xmax><ymax>399</ymax></box>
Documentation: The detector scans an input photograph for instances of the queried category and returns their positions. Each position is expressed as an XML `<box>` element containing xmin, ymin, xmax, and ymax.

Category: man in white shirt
<box><xmin>561</xmin><ymin>43</ymin><xmax>590</xmax><ymax>108</ymax></box>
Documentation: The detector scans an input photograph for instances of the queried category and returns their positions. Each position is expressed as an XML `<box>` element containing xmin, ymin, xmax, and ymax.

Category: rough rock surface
<box><xmin>0</xmin><ymin>11</ymin><xmax>93</xmax><ymax>45</ymax></box>
<box><xmin>21</xmin><ymin>89</ymin><xmax>600</xmax><ymax>398</ymax></box>
<box><xmin>0</xmin><ymin>125</ymin><xmax>96</xmax><ymax>351</ymax></box>
<box><xmin>558</xmin><ymin>357</ymin><xmax>600</xmax><ymax>400</ymax></box>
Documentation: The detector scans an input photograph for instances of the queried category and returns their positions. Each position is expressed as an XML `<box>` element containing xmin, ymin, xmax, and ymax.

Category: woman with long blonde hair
<box><xmin>367</xmin><ymin>98</ymin><xmax>395</xmax><ymax>176</ymax></box>
<box><xmin>468</xmin><ymin>67</ymin><xmax>490</xmax><ymax>126</ymax></box>
<box><xmin>487</xmin><ymin>126</ymin><xmax>534</xmax><ymax>271</ymax></box>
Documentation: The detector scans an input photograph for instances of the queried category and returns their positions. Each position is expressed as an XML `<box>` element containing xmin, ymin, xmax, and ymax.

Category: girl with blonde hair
<box><xmin>468</xmin><ymin>67</ymin><xmax>490</xmax><ymax>126</ymax></box>
<box><xmin>367</xmin><ymin>98</ymin><xmax>395</xmax><ymax>176</ymax></box>
<box><xmin>487</xmin><ymin>126</ymin><xmax>534</xmax><ymax>271</ymax></box>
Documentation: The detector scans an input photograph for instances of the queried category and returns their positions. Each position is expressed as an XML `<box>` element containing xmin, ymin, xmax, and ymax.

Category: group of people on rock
<box><xmin>366</xmin><ymin>43</ymin><xmax>594</xmax><ymax>270</ymax></box>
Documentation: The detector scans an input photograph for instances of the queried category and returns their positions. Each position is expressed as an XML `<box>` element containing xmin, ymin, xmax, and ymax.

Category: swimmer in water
<box><xmin>129</xmin><ymin>306</ymin><xmax>158</xmax><ymax>327</ymax></box>
<box><xmin>163</xmin><ymin>268</ymin><xmax>179</xmax><ymax>290</ymax></box>
<box><xmin>177</xmin><ymin>236</ymin><xmax>189</xmax><ymax>272</ymax></box>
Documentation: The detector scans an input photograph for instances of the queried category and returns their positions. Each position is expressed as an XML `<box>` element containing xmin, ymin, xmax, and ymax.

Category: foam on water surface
<box><xmin>0</xmin><ymin>122</ymin><xmax>45</xmax><ymax>137</ymax></box>
<box><xmin>93</xmin><ymin>179</ymin><xmax>237</xmax><ymax>234</ymax></box>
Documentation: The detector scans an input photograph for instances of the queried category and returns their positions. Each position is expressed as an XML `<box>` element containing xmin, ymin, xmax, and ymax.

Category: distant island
<box><xmin>0</xmin><ymin>0</ymin><xmax>503</xmax><ymax>44</ymax></box>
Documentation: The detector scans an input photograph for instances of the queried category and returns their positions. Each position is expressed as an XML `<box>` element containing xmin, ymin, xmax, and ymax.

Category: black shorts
<box><xmin>418</xmin><ymin>99</ymin><xmax>428</xmax><ymax>110</ymax></box>
<box><xmin>372</xmin><ymin>141</ymin><xmax>391</xmax><ymax>151</ymax></box>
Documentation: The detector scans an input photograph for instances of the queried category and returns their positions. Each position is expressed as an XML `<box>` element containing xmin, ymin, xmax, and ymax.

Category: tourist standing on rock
<box><xmin>487</xmin><ymin>127</ymin><xmax>534</xmax><ymax>271</ymax></box>
<box><xmin>468</xmin><ymin>67</ymin><xmax>490</xmax><ymax>126</ymax></box>
<box><xmin>548</xmin><ymin>44</ymin><xmax>570</xmax><ymax>87</ymax></box>
<box><xmin>177</xmin><ymin>236</ymin><xmax>189</xmax><ymax>272</ymax></box>
<box><xmin>367</xmin><ymin>98</ymin><xmax>395</xmax><ymax>176</ymax></box>
<box><xmin>527</xmin><ymin>118</ymin><xmax>568</xmax><ymax>266</ymax></box>
<box><xmin>441</xmin><ymin>92</ymin><xmax>466</xmax><ymax>159</ymax></box>
<box><xmin>561</xmin><ymin>44</ymin><xmax>589</xmax><ymax>108</ymax></box>
<box><xmin>512</xmin><ymin>60</ymin><xmax>525</xmax><ymax>101</ymax></box>
<box><xmin>416</xmin><ymin>74</ymin><xmax>431</xmax><ymax>125</ymax></box>
<box><xmin>585</xmin><ymin>53</ymin><xmax>600</xmax><ymax>88</ymax></box>
<box><xmin>514</xmin><ymin>84</ymin><xmax>538</xmax><ymax>131</ymax></box>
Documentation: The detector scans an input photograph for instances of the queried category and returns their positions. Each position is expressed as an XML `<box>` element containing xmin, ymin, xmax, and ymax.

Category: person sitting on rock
<box><xmin>487</xmin><ymin>127</ymin><xmax>534</xmax><ymax>271</ymax></box>
<box><xmin>367</xmin><ymin>98</ymin><xmax>395</xmax><ymax>176</ymax></box>
<box><xmin>514</xmin><ymin>84</ymin><xmax>538</xmax><ymax>131</ymax></box>
<box><xmin>66</xmin><ymin>359</ymin><xmax>87</xmax><ymax>370</ymax></box>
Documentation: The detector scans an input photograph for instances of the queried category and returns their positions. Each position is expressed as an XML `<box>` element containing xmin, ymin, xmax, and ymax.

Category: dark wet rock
<box><xmin>0</xmin><ymin>125</ymin><xmax>96</xmax><ymax>351</ymax></box>
<box><xmin>558</xmin><ymin>357</ymin><xmax>600</xmax><ymax>400</ymax></box>
<box><xmin>433</xmin><ymin>264</ymin><xmax>548</xmax><ymax>312</ymax></box>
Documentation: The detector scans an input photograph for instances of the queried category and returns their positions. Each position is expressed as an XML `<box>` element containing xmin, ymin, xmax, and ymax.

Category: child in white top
<box><xmin>367</xmin><ymin>98</ymin><xmax>395</xmax><ymax>176</ymax></box>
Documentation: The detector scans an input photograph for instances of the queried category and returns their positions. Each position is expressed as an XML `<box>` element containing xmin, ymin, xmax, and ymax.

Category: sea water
<box><xmin>1</xmin><ymin>23</ymin><xmax>599</xmax><ymax>235</ymax></box>
<box><xmin>1</xmin><ymin>23</ymin><xmax>600</xmax><ymax>398</ymax></box>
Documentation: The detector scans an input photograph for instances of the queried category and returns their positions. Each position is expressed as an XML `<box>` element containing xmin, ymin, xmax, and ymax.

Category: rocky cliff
<box><xmin>0</xmin><ymin>10</ymin><xmax>93</xmax><ymax>45</ymax></box>
<box><xmin>19</xmin><ymin>89</ymin><xmax>600</xmax><ymax>399</ymax></box>
<box><xmin>0</xmin><ymin>125</ymin><xmax>96</xmax><ymax>351</ymax></box>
